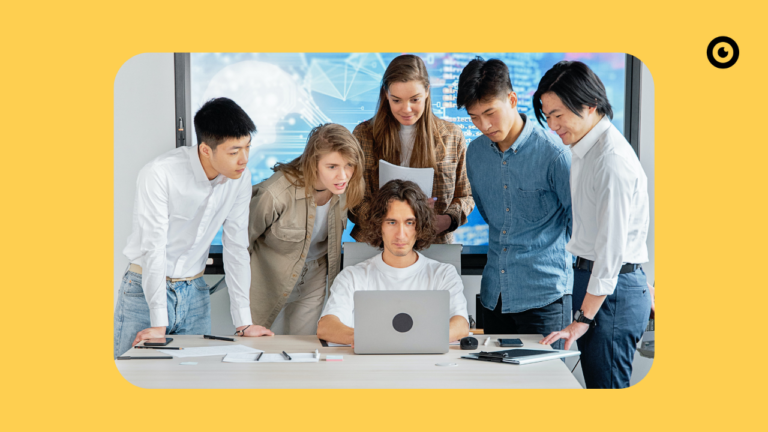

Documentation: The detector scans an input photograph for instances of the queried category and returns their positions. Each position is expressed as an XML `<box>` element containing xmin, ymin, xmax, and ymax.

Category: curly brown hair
<box><xmin>359</xmin><ymin>179</ymin><xmax>437</xmax><ymax>251</ymax></box>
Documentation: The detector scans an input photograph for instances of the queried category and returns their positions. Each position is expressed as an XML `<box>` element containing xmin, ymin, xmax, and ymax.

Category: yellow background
<box><xmin>2</xmin><ymin>0</ymin><xmax>765</xmax><ymax>430</ymax></box>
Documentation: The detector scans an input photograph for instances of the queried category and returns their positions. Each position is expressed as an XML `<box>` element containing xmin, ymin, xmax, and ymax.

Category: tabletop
<box><xmin>115</xmin><ymin>334</ymin><xmax>582</xmax><ymax>389</ymax></box>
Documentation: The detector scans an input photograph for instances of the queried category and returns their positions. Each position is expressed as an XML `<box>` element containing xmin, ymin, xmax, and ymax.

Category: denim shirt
<box><xmin>466</xmin><ymin>114</ymin><xmax>573</xmax><ymax>314</ymax></box>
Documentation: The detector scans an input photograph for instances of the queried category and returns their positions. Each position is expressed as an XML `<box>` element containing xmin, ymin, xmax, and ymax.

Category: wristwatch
<box><xmin>574</xmin><ymin>310</ymin><xmax>596</xmax><ymax>328</ymax></box>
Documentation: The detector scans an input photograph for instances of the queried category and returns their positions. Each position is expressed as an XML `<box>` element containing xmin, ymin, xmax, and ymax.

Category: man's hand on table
<box><xmin>132</xmin><ymin>326</ymin><xmax>167</xmax><ymax>346</ymax></box>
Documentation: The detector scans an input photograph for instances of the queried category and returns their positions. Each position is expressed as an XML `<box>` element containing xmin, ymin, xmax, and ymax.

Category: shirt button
<box><xmin>283</xmin><ymin>293</ymin><xmax>288</xmax><ymax>297</ymax></box>
<box><xmin>292</xmin><ymin>274</ymin><xmax>297</xmax><ymax>278</ymax></box>
<box><xmin>501</xmin><ymin>270</ymin><xmax>506</xmax><ymax>274</ymax></box>
<box><xmin>301</xmin><ymin>254</ymin><xmax>306</xmax><ymax>258</ymax></box>
<box><xmin>504</xmin><ymin>185</ymin><xmax>507</xmax><ymax>189</ymax></box>
<box><xmin>502</xmin><ymin>230</ymin><xmax>506</xmax><ymax>234</ymax></box>
<box><xmin>506</xmin><ymin>208</ymin><xmax>509</xmax><ymax>212</ymax></box>
<box><xmin>306</xmin><ymin>235</ymin><xmax>311</xmax><ymax>239</ymax></box>
<box><xmin>503</xmin><ymin>161</ymin><xmax>507</xmax><ymax>165</ymax></box>
<box><xmin>503</xmin><ymin>248</ymin><xmax>507</xmax><ymax>252</ymax></box>
<box><xmin>309</xmin><ymin>215</ymin><xmax>314</xmax><ymax>219</ymax></box>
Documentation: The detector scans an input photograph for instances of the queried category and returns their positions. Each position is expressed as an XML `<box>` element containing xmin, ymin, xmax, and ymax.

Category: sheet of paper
<box><xmin>158</xmin><ymin>344</ymin><xmax>262</xmax><ymax>358</ymax></box>
<box><xmin>378</xmin><ymin>160</ymin><xmax>434</xmax><ymax>196</ymax></box>
<box><xmin>223</xmin><ymin>352</ymin><xmax>319</xmax><ymax>363</ymax></box>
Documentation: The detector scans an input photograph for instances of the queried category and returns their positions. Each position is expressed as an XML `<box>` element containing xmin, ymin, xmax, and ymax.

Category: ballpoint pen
<box><xmin>281</xmin><ymin>351</ymin><xmax>292</xmax><ymax>361</ymax></box>
<box><xmin>117</xmin><ymin>356</ymin><xmax>172</xmax><ymax>360</ymax></box>
<box><xmin>204</xmin><ymin>335</ymin><xmax>235</xmax><ymax>342</ymax></box>
<box><xmin>136</xmin><ymin>346</ymin><xmax>182</xmax><ymax>350</ymax></box>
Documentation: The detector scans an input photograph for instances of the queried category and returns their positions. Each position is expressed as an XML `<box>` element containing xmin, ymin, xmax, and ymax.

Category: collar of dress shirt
<box><xmin>488</xmin><ymin>113</ymin><xmax>533</xmax><ymax>154</ymax></box>
<box><xmin>570</xmin><ymin>115</ymin><xmax>611</xmax><ymax>159</ymax></box>
<box><xmin>187</xmin><ymin>144</ymin><xmax>228</xmax><ymax>184</ymax></box>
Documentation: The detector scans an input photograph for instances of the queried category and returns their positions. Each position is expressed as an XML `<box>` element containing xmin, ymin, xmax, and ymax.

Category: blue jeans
<box><xmin>572</xmin><ymin>267</ymin><xmax>651</xmax><ymax>389</ymax></box>
<box><xmin>482</xmin><ymin>295</ymin><xmax>572</xmax><ymax>351</ymax></box>
<box><xmin>113</xmin><ymin>269</ymin><xmax>212</xmax><ymax>358</ymax></box>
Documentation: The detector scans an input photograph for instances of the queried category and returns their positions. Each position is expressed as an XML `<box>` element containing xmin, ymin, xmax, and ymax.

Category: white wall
<box><xmin>639</xmin><ymin>63</ymin><xmax>655</xmax><ymax>285</ymax></box>
<box><xmin>114</xmin><ymin>53</ymin><xmax>176</xmax><ymax>305</ymax></box>
<box><xmin>628</xmin><ymin>62</ymin><xmax>655</xmax><ymax>386</ymax></box>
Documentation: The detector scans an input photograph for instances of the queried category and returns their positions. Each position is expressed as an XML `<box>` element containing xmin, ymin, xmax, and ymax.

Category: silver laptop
<box><xmin>354</xmin><ymin>290</ymin><xmax>449</xmax><ymax>354</ymax></box>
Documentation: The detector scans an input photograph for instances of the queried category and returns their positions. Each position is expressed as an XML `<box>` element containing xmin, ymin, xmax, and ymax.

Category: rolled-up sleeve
<box><xmin>222</xmin><ymin>173</ymin><xmax>253</xmax><ymax>327</ymax></box>
<box><xmin>135</xmin><ymin>167</ymin><xmax>170</xmax><ymax>327</ymax></box>
<box><xmin>587</xmin><ymin>154</ymin><xmax>634</xmax><ymax>296</ymax></box>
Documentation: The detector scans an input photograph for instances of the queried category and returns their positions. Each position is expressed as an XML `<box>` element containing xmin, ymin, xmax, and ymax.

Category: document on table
<box><xmin>378</xmin><ymin>160</ymin><xmax>434</xmax><ymax>196</ymax></box>
<box><xmin>223</xmin><ymin>353</ymin><xmax>319</xmax><ymax>363</ymax></box>
<box><xmin>158</xmin><ymin>345</ymin><xmax>262</xmax><ymax>358</ymax></box>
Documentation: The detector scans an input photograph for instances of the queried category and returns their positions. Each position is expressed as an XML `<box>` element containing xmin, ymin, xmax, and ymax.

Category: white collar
<box><xmin>570</xmin><ymin>116</ymin><xmax>612</xmax><ymax>159</ymax></box>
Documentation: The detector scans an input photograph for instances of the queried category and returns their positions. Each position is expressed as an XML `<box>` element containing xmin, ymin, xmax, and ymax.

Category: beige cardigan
<box><xmin>248</xmin><ymin>171</ymin><xmax>347</xmax><ymax>328</ymax></box>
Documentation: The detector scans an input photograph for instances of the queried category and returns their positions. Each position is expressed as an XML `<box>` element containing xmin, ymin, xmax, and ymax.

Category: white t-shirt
<box><xmin>306</xmin><ymin>200</ymin><xmax>330</xmax><ymax>262</ymax></box>
<box><xmin>320</xmin><ymin>252</ymin><xmax>468</xmax><ymax>327</ymax></box>
<box><xmin>399</xmin><ymin>124</ymin><xmax>416</xmax><ymax>167</ymax></box>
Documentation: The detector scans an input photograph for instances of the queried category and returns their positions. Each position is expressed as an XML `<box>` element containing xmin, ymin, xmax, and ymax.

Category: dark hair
<box><xmin>359</xmin><ymin>179</ymin><xmax>436</xmax><ymax>252</ymax></box>
<box><xmin>456</xmin><ymin>57</ymin><xmax>513</xmax><ymax>110</ymax></box>
<box><xmin>194</xmin><ymin>97</ymin><xmax>257</xmax><ymax>150</ymax></box>
<box><xmin>532</xmin><ymin>61</ymin><xmax>613</xmax><ymax>127</ymax></box>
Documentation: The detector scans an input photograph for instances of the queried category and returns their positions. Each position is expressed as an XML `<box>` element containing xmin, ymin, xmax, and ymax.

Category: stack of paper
<box><xmin>378</xmin><ymin>160</ymin><xmax>434</xmax><ymax>196</ymax></box>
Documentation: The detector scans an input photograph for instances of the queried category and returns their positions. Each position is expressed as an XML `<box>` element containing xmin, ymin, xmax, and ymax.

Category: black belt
<box><xmin>574</xmin><ymin>257</ymin><xmax>641</xmax><ymax>274</ymax></box>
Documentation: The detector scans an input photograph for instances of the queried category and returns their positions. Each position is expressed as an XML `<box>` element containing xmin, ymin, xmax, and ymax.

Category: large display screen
<box><xmin>191</xmin><ymin>53</ymin><xmax>626</xmax><ymax>247</ymax></box>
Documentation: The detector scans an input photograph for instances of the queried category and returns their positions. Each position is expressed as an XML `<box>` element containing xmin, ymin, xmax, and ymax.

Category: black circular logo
<box><xmin>707</xmin><ymin>37</ymin><xmax>739</xmax><ymax>69</ymax></box>
<box><xmin>392</xmin><ymin>313</ymin><xmax>413</xmax><ymax>333</ymax></box>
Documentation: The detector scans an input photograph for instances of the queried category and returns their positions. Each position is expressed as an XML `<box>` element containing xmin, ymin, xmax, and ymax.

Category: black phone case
<box><xmin>498</xmin><ymin>339</ymin><xmax>524</xmax><ymax>347</ymax></box>
<box><xmin>144</xmin><ymin>337</ymin><xmax>173</xmax><ymax>346</ymax></box>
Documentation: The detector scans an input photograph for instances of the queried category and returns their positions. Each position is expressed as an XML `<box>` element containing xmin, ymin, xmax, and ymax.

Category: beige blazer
<box><xmin>248</xmin><ymin>171</ymin><xmax>347</xmax><ymax>328</ymax></box>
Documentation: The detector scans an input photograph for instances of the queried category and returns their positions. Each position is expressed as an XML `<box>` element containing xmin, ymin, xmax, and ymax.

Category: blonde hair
<box><xmin>273</xmin><ymin>123</ymin><xmax>365</xmax><ymax>211</ymax></box>
<box><xmin>372</xmin><ymin>54</ymin><xmax>444</xmax><ymax>171</ymax></box>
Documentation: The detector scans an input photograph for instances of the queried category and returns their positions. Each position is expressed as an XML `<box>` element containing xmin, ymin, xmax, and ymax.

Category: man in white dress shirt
<box><xmin>114</xmin><ymin>97</ymin><xmax>273</xmax><ymax>358</ymax></box>
<box><xmin>533</xmin><ymin>62</ymin><xmax>652</xmax><ymax>388</ymax></box>
<box><xmin>316</xmin><ymin>180</ymin><xmax>469</xmax><ymax>345</ymax></box>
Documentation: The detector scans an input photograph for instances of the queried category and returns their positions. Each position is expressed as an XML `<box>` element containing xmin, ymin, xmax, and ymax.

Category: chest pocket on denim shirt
<box><xmin>515</xmin><ymin>188</ymin><xmax>548</xmax><ymax>223</ymax></box>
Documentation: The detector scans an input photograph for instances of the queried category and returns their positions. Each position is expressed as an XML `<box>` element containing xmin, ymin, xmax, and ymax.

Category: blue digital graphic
<box><xmin>191</xmin><ymin>53</ymin><xmax>626</xmax><ymax>247</ymax></box>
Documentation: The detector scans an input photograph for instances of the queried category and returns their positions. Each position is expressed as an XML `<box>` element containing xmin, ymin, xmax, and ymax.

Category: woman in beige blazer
<box><xmin>248</xmin><ymin>124</ymin><xmax>365</xmax><ymax>335</ymax></box>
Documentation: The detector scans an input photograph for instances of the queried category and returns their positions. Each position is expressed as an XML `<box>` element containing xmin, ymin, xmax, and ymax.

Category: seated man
<box><xmin>317</xmin><ymin>179</ymin><xmax>469</xmax><ymax>345</ymax></box>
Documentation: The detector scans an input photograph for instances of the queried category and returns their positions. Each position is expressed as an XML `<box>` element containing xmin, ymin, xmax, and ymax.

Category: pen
<box><xmin>135</xmin><ymin>346</ymin><xmax>183</xmax><ymax>350</ymax></box>
<box><xmin>255</xmin><ymin>352</ymin><xmax>263</xmax><ymax>361</ymax></box>
<box><xmin>484</xmin><ymin>337</ymin><xmax>491</xmax><ymax>346</ymax></box>
<box><xmin>281</xmin><ymin>351</ymin><xmax>292</xmax><ymax>361</ymax></box>
<box><xmin>117</xmin><ymin>356</ymin><xmax>173</xmax><ymax>360</ymax></box>
<box><xmin>204</xmin><ymin>335</ymin><xmax>235</xmax><ymax>342</ymax></box>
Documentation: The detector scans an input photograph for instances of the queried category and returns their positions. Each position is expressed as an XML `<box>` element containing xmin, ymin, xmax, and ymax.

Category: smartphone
<box><xmin>498</xmin><ymin>338</ymin><xmax>523</xmax><ymax>347</ymax></box>
<box><xmin>144</xmin><ymin>337</ymin><xmax>173</xmax><ymax>346</ymax></box>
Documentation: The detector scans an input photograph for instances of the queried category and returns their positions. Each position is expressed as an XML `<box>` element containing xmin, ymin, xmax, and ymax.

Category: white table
<box><xmin>116</xmin><ymin>334</ymin><xmax>582</xmax><ymax>389</ymax></box>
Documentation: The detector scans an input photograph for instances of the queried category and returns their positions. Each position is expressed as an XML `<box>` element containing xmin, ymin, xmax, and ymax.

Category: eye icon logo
<box><xmin>707</xmin><ymin>37</ymin><xmax>739</xmax><ymax>69</ymax></box>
